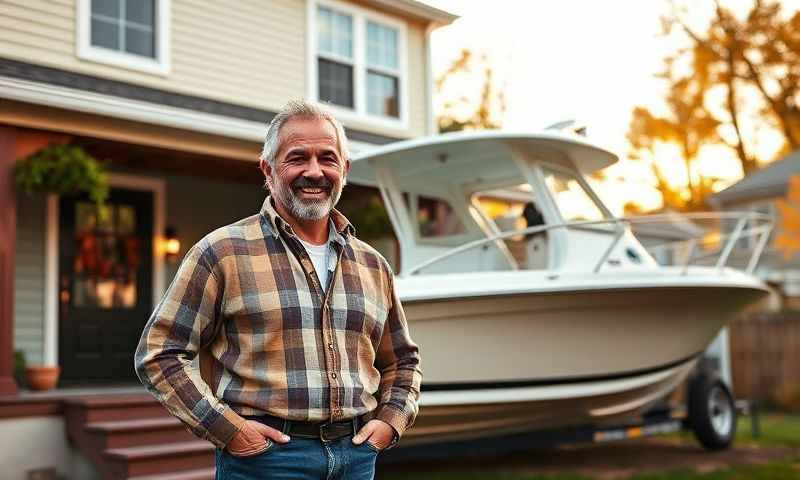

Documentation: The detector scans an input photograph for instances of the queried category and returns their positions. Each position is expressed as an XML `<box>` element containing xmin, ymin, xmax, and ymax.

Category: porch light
<box><xmin>165</xmin><ymin>227</ymin><xmax>181</xmax><ymax>263</ymax></box>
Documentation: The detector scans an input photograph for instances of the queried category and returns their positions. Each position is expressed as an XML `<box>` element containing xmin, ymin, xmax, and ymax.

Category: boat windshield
<box><xmin>542</xmin><ymin>167</ymin><xmax>607</xmax><ymax>221</ymax></box>
<box><xmin>472</xmin><ymin>185</ymin><xmax>550</xmax><ymax>270</ymax></box>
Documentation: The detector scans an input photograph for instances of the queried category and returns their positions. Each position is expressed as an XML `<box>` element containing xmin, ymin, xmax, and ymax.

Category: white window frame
<box><xmin>76</xmin><ymin>0</ymin><xmax>171</xmax><ymax>76</ymax></box>
<box><xmin>307</xmin><ymin>0</ymin><xmax>409</xmax><ymax>129</ymax></box>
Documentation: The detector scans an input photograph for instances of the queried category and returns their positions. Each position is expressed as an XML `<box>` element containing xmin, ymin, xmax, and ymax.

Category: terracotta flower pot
<box><xmin>25</xmin><ymin>365</ymin><xmax>61</xmax><ymax>391</ymax></box>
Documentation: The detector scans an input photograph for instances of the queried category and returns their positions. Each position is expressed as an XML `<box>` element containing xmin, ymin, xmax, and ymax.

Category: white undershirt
<box><xmin>298</xmin><ymin>238</ymin><xmax>331</xmax><ymax>291</ymax></box>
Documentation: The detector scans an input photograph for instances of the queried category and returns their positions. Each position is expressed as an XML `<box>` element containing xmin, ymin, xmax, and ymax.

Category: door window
<box><xmin>72</xmin><ymin>201</ymin><xmax>140</xmax><ymax>309</ymax></box>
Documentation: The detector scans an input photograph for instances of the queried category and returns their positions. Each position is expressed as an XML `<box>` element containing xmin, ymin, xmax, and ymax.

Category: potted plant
<box><xmin>25</xmin><ymin>365</ymin><xmax>61</xmax><ymax>392</ymax></box>
<box><xmin>14</xmin><ymin>144</ymin><xmax>109</xmax><ymax>204</ymax></box>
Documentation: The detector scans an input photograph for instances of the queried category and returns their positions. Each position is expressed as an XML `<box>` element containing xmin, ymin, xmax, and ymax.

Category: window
<box><xmin>311</xmin><ymin>1</ymin><xmax>407</xmax><ymax>125</ymax></box>
<box><xmin>542</xmin><ymin>168</ymin><xmax>607</xmax><ymax>222</ymax></box>
<box><xmin>317</xmin><ymin>7</ymin><xmax>355</xmax><ymax>108</ymax></box>
<box><xmin>366</xmin><ymin>22</ymin><xmax>399</xmax><ymax>117</ymax></box>
<box><xmin>77</xmin><ymin>0</ymin><xmax>171</xmax><ymax>75</ymax></box>
<box><xmin>415</xmin><ymin>195</ymin><xmax>465</xmax><ymax>238</ymax></box>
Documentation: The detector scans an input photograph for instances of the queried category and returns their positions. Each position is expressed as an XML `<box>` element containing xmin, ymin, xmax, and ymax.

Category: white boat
<box><xmin>349</xmin><ymin>131</ymin><xmax>773</xmax><ymax>448</ymax></box>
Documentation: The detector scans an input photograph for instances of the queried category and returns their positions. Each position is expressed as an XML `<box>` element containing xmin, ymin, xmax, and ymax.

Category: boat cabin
<box><xmin>349</xmin><ymin>131</ymin><xmax>657</xmax><ymax>275</ymax></box>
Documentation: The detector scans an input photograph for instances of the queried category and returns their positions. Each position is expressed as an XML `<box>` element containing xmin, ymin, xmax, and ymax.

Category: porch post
<box><xmin>0</xmin><ymin>126</ymin><xmax>18</xmax><ymax>395</ymax></box>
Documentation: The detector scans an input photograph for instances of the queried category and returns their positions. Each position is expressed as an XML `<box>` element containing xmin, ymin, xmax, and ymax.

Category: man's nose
<box><xmin>304</xmin><ymin>157</ymin><xmax>324</xmax><ymax>179</ymax></box>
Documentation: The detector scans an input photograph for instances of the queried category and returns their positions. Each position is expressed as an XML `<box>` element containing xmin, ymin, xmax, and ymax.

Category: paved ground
<box><xmin>377</xmin><ymin>438</ymin><xmax>800</xmax><ymax>479</ymax></box>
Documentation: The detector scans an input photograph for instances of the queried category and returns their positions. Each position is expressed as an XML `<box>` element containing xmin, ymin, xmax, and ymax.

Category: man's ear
<box><xmin>343</xmin><ymin>159</ymin><xmax>350</xmax><ymax>176</ymax></box>
<box><xmin>260</xmin><ymin>159</ymin><xmax>274</xmax><ymax>189</ymax></box>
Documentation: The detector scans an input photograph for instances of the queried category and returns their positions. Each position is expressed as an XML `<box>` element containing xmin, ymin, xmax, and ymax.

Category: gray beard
<box><xmin>271</xmin><ymin>175</ymin><xmax>344</xmax><ymax>221</ymax></box>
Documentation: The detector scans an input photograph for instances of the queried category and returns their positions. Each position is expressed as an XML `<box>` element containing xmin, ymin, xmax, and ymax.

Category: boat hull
<box><xmin>399</xmin><ymin>283</ymin><xmax>765</xmax><ymax>444</ymax></box>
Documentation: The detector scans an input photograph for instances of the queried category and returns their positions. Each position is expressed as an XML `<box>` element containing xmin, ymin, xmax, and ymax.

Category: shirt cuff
<box><xmin>374</xmin><ymin>404</ymin><xmax>411</xmax><ymax>438</ymax></box>
<box><xmin>203</xmin><ymin>404</ymin><xmax>247</xmax><ymax>448</ymax></box>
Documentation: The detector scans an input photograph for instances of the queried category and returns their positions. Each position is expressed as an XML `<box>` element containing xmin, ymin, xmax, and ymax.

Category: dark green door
<box><xmin>59</xmin><ymin>188</ymin><xmax>153</xmax><ymax>382</ymax></box>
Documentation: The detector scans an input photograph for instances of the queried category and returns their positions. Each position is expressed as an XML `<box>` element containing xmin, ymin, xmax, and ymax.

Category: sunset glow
<box><xmin>422</xmin><ymin>0</ymin><xmax>798</xmax><ymax>215</ymax></box>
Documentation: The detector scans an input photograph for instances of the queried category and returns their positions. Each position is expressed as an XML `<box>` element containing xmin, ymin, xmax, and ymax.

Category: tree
<box><xmin>775</xmin><ymin>175</ymin><xmax>800</xmax><ymax>259</ymax></box>
<box><xmin>627</xmin><ymin>67</ymin><xmax>723</xmax><ymax>210</ymax></box>
<box><xmin>629</xmin><ymin>0</ymin><xmax>800</xmax><ymax>211</ymax></box>
<box><xmin>436</xmin><ymin>49</ymin><xmax>506</xmax><ymax>132</ymax></box>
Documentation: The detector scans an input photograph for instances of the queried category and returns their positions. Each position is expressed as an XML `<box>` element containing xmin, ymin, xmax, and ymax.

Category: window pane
<box><xmin>367</xmin><ymin>21</ymin><xmax>398</xmax><ymax>70</ymax></box>
<box><xmin>543</xmin><ymin>169</ymin><xmax>606</xmax><ymax>221</ymax></box>
<box><xmin>417</xmin><ymin>195</ymin><xmax>465</xmax><ymax>238</ymax></box>
<box><xmin>319</xmin><ymin>58</ymin><xmax>354</xmax><ymax>108</ymax></box>
<box><xmin>92</xmin><ymin>0</ymin><xmax>119</xmax><ymax>18</ymax></box>
<box><xmin>126</xmin><ymin>0</ymin><xmax>154</xmax><ymax>27</ymax></box>
<box><xmin>317</xmin><ymin>7</ymin><xmax>352</xmax><ymax>59</ymax></box>
<box><xmin>91</xmin><ymin>18</ymin><xmax>119</xmax><ymax>50</ymax></box>
<box><xmin>125</xmin><ymin>27</ymin><xmax>155</xmax><ymax>57</ymax></box>
<box><xmin>367</xmin><ymin>71</ymin><xmax>398</xmax><ymax>117</ymax></box>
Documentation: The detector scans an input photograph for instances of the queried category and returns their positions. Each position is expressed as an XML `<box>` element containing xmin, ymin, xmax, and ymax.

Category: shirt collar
<box><xmin>260</xmin><ymin>195</ymin><xmax>354</xmax><ymax>245</ymax></box>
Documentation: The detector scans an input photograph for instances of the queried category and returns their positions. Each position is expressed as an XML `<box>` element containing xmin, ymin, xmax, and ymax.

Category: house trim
<box><xmin>307</xmin><ymin>0</ymin><xmax>411</xmax><ymax>130</ymax></box>
<box><xmin>0</xmin><ymin>58</ymin><xmax>400</xmax><ymax>148</ymax></box>
<box><xmin>44</xmin><ymin>174</ymin><xmax>166</xmax><ymax>371</ymax></box>
<box><xmin>76</xmin><ymin>0</ymin><xmax>172</xmax><ymax>77</ymax></box>
<box><xmin>44</xmin><ymin>195</ymin><xmax>59</xmax><ymax>366</ymax></box>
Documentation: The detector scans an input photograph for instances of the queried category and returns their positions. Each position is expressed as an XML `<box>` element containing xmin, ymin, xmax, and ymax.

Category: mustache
<box><xmin>292</xmin><ymin>176</ymin><xmax>333</xmax><ymax>191</ymax></box>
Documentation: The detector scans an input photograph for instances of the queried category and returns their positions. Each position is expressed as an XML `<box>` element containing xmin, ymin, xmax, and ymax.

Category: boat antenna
<box><xmin>544</xmin><ymin>119</ymin><xmax>587</xmax><ymax>137</ymax></box>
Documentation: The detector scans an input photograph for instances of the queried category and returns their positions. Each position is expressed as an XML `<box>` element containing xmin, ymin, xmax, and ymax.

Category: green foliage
<box><xmin>13</xmin><ymin>350</ymin><xmax>26</xmax><ymax>388</ymax></box>
<box><xmin>339</xmin><ymin>195</ymin><xmax>393</xmax><ymax>240</ymax></box>
<box><xmin>13</xmin><ymin>144</ymin><xmax>109</xmax><ymax>204</ymax></box>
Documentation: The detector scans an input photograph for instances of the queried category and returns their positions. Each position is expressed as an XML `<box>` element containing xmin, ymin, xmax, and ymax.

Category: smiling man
<box><xmin>135</xmin><ymin>100</ymin><xmax>422</xmax><ymax>480</ymax></box>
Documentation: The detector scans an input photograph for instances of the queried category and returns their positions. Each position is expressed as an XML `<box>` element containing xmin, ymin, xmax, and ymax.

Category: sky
<box><xmin>418</xmin><ymin>0</ymin><xmax>785</xmax><ymax>214</ymax></box>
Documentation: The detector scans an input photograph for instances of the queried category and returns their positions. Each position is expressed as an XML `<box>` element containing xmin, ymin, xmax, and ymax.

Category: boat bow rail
<box><xmin>401</xmin><ymin>211</ymin><xmax>773</xmax><ymax>277</ymax></box>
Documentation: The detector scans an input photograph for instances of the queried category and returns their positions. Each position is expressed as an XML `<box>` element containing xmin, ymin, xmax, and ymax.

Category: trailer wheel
<box><xmin>688</xmin><ymin>375</ymin><xmax>736</xmax><ymax>450</ymax></box>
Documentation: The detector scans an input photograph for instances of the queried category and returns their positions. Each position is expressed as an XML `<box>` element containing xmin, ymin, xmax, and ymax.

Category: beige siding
<box><xmin>14</xmin><ymin>193</ymin><xmax>46</xmax><ymax>366</ymax></box>
<box><xmin>0</xmin><ymin>0</ymin><xmax>431</xmax><ymax>139</ymax></box>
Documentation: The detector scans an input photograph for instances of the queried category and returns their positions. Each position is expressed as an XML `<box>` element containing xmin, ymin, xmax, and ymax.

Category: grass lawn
<box><xmin>733</xmin><ymin>412</ymin><xmax>800</xmax><ymax>449</ymax></box>
<box><xmin>379</xmin><ymin>413</ymin><xmax>800</xmax><ymax>480</ymax></box>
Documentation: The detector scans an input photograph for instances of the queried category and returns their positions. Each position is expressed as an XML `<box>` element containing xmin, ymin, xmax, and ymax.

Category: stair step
<box><xmin>104</xmin><ymin>441</ymin><xmax>215</xmax><ymax>477</ymax></box>
<box><xmin>86</xmin><ymin>417</ymin><xmax>183</xmax><ymax>433</ymax></box>
<box><xmin>65</xmin><ymin>394</ymin><xmax>168</xmax><ymax>421</ymax></box>
<box><xmin>128</xmin><ymin>467</ymin><xmax>216</xmax><ymax>480</ymax></box>
<box><xmin>85</xmin><ymin>417</ymin><xmax>197</xmax><ymax>448</ymax></box>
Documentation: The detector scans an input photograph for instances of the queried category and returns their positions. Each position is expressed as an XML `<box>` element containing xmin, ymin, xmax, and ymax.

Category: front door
<box><xmin>59</xmin><ymin>188</ymin><xmax>153</xmax><ymax>382</ymax></box>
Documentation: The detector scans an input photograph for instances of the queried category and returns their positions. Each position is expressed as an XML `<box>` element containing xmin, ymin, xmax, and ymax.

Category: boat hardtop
<box><xmin>349</xmin><ymin>130</ymin><xmax>617</xmax><ymax>191</ymax></box>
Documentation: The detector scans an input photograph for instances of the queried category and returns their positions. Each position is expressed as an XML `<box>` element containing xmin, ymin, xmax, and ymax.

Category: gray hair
<box><xmin>259</xmin><ymin>100</ymin><xmax>350</xmax><ymax>168</ymax></box>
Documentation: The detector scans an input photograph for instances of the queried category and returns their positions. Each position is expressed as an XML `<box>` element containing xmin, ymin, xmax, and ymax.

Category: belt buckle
<box><xmin>319</xmin><ymin>421</ymin><xmax>335</xmax><ymax>442</ymax></box>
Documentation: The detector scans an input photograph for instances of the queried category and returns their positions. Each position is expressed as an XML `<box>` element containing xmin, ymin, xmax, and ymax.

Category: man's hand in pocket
<box><xmin>226</xmin><ymin>420</ymin><xmax>290</xmax><ymax>457</ymax></box>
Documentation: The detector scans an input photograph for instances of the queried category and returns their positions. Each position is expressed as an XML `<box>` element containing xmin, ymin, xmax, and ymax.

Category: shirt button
<box><xmin>331</xmin><ymin>372</ymin><xmax>337</xmax><ymax>379</ymax></box>
<box><xmin>327</xmin><ymin>342</ymin><xmax>334</xmax><ymax>349</ymax></box>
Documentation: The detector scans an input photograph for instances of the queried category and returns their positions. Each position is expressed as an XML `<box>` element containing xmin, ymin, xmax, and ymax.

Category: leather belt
<box><xmin>246</xmin><ymin>413</ymin><xmax>370</xmax><ymax>442</ymax></box>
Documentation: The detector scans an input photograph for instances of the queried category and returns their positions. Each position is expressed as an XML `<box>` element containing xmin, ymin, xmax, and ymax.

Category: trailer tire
<box><xmin>688</xmin><ymin>375</ymin><xmax>736</xmax><ymax>451</ymax></box>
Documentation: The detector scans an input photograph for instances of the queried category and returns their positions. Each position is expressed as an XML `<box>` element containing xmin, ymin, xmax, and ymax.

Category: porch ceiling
<box><xmin>76</xmin><ymin>136</ymin><xmax>264</xmax><ymax>185</ymax></box>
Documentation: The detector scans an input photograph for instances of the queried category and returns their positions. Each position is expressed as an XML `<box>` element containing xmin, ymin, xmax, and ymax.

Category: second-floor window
<box><xmin>77</xmin><ymin>0</ymin><xmax>171</xmax><ymax>76</ymax></box>
<box><xmin>312</xmin><ymin>1</ymin><xmax>407</xmax><ymax>125</ymax></box>
<box><xmin>91</xmin><ymin>0</ymin><xmax>156</xmax><ymax>58</ymax></box>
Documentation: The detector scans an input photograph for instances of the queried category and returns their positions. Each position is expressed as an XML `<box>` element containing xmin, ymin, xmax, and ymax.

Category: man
<box><xmin>134</xmin><ymin>100</ymin><xmax>422</xmax><ymax>479</ymax></box>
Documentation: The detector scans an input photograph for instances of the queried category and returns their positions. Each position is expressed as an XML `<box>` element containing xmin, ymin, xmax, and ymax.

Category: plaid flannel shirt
<box><xmin>134</xmin><ymin>196</ymin><xmax>422</xmax><ymax>448</ymax></box>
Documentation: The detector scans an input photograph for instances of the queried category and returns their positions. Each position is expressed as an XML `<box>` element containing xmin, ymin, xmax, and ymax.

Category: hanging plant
<box><xmin>14</xmin><ymin>144</ymin><xmax>109</xmax><ymax>204</ymax></box>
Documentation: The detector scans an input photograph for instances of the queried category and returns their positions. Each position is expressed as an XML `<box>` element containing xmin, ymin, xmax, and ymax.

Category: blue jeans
<box><xmin>215</xmin><ymin>432</ymin><xmax>379</xmax><ymax>479</ymax></box>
